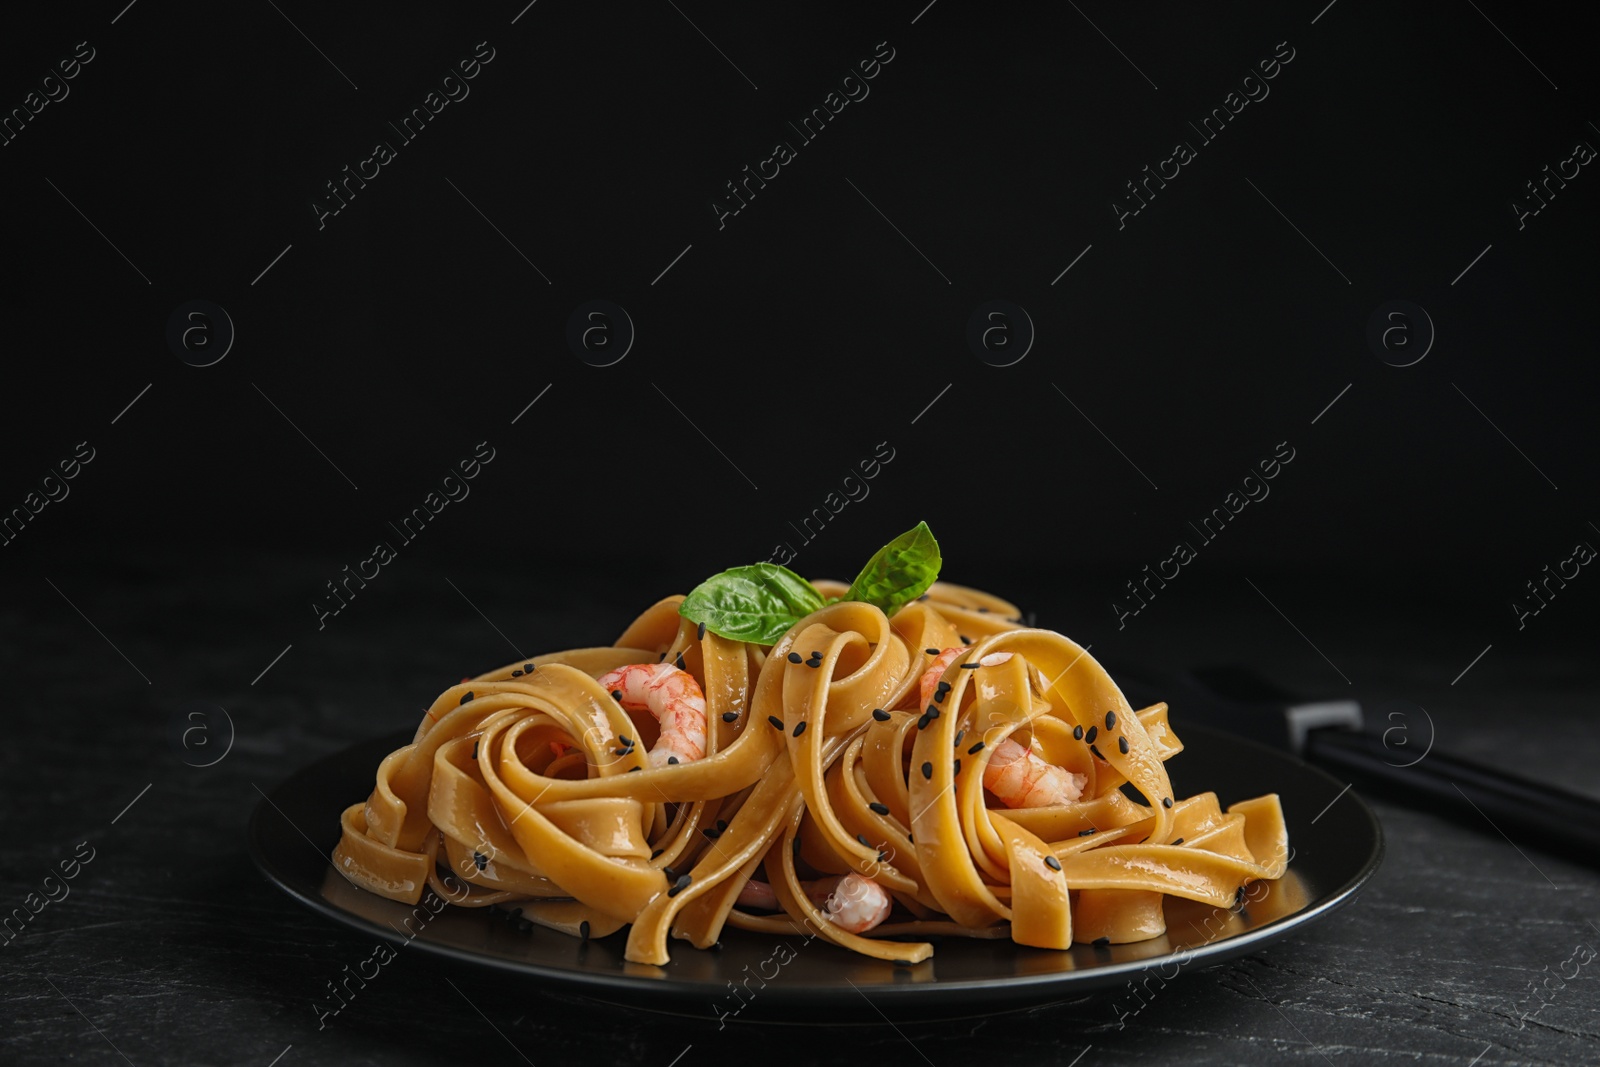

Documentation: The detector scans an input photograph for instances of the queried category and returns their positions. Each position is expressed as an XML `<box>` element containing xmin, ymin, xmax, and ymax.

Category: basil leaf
<box><xmin>843</xmin><ymin>521</ymin><xmax>941</xmax><ymax>618</ymax></box>
<box><xmin>679</xmin><ymin>563</ymin><xmax>826</xmax><ymax>644</ymax></box>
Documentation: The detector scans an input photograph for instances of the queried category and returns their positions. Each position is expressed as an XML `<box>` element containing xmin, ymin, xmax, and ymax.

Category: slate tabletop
<box><xmin>2</xmin><ymin>551</ymin><xmax>1595</xmax><ymax>1067</ymax></box>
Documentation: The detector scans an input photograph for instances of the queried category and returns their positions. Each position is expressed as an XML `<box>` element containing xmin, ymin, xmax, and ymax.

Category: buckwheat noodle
<box><xmin>332</xmin><ymin>581</ymin><xmax>1289</xmax><ymax>963</ymax></box>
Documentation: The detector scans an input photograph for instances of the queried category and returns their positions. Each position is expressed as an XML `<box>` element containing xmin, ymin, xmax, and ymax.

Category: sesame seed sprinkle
<box><xmin>925</xmin><ymin>648</ymin><xmax>939</xmax><ymax>656</ymax></box>
<box><xmin>856</xmin><ymin>834</ymin><xmax>871</xmax><ymax>847</ymax></box>
<box><xmin>869</xmin><ymin>802</ymin><xmax>890</xmax><ymax>815</ymax></box>
<box><xmin>460</xmin><ymin>692</ymin><xmax>474</xmax><ymax>705</ymax></box>
<box><xmin>1085</xmin><ymin>726</ymin><xmax>1098</xmax><ymax>744</ymax></box>
<box><xmin>968</xmin><ymin>741</ymin><xmax>985</xmax><ymax>754</ymax></box>
<box><xmin>788</xmin><ymin>652</ymin><xmax>803</xmax><ymax>663</ymax></box>
<box><xmin>512</xmin><ymin>669</ymin><xmax>523</xmax><ymax>677</ymax></box>
<box><xmin>1073</xmin><ymin>725</ymin><xmax>1084</xmax><ymax>741</ymax></box>
<box><xmin>610</xmin><ymin>689</ymin><xmax>623</xmax><ymax>702</ymax></box>
<box><xmin>697</xmin><ymin>622</ymin><xmax>706</xmax><ymax>640</ymax></box>
<box><xmin>675</xmin><ymin>652</ymin><xmax>686</xmax><ymax>670</ymax></box>
<box><xmin>1044</xmin><ymin>855</ymin><xmax>1062</xmax><ymax>872</ymax></box>
<box><xmin>1079</xmin><ymin>828</ymin><xmax>1096</xmax><ymax>836</ymax></box>
<box><xmin>1162</xmin><ymin>797</ymin><xmax>1173</xmax><ymax>808</ymax></box>
<box><xmin>872</xmin><ymin>709</ymin><xmax>891</xmax><ymax>721</ymax></box>
<box><xmin>722</xmin><ymin>711</ymin><xmax>739</xmax><ymax>722</ymax></box>
<box><xmin>1105</xmin><ymin>710</ymin><xmax>1117</xmax><ymax>729</ymax></box>
<box><xmin>668</xmin><ymin>756</ymin><xmax>679</xmax><ymax>765</ymax></box>
<box><xmin>768</xmin><ymin>715</ymin><xmax>784</xmax><ymax>730</ymax></box>
<box><xmin>1090</xmin><ymin>744</ymin><xmax>1104</xmax><ymax>760</ymax></box>
<box><xmin>952</xmin><ymin>759</ymin><xmax>962</xmax><ymax>775</ymax></box>
<box><xmin>1172</xmin><ymin>838</ymin><xmax>1185</xmax><ymax>846</ymax></box>
<box><xmin>920</xmin><ymin>761</ymin><xmax>933</xmax><ymax>780</ymax></box>
<box><xmin>650</xmin><ymin>848</ymin><xmax>664</xmax><ymax>858</ymax></box>
<box><xmin>793</xmin><ymin>721</ymin><xmax>807</xmax><ymax>737</ymax></box>
<box><xmin>1118</xmin><ymin>735</ymin><xmax>1129</xmax><ymax>755</ymax></box>
<box><xmin>473</xmin><ymin>851</ymin><xmax>487</xmax><ymax>871</ymax></box>
<box><xmin>668</xmin><ymin>873</ymin><xmax>692</xmax><ymax>897</ymax></box>
<box><xmin>960</xmin><ymin>635</ymin><xmax>971</xmax><ymax>643</ymax></box>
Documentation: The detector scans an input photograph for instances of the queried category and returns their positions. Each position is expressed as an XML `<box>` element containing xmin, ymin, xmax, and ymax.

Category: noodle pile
<box><xmin>332</xmin><ymin>580</ymin><xmax>1288</xmax><ymax>964</ymax></box>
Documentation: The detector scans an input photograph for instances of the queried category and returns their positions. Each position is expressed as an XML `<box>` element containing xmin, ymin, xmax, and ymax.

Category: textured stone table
<box><xmin>2</xmin><ymin>551</ymin><xmax>1595</xmax><ymax>1066</ymax></box>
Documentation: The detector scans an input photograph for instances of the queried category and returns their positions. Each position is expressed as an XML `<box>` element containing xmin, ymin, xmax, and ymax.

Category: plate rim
<box><xmin>248</xmin><ymin>721</ymin><xmax>1384</xmax><ymax>1005</ymax></box>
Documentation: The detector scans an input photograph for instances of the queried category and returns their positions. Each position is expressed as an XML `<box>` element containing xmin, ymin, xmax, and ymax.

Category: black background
<box><xmin>3</xmin><ymin>2</ymin><xmax>1598</xmax><ymax>1065</ymax></box>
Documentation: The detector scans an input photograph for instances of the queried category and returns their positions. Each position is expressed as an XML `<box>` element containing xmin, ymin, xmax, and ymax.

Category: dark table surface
<box><xmin>3</xmin><ymin>551</ymin><xmax>1596</xmax><ymax>1067</ymax></box>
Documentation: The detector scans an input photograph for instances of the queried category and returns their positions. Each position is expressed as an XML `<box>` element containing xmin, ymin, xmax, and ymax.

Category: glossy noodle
<box><xmin>332</xmin><ymin>581</ymin><xmax>1289</xmax><ymax>963</ymax></box>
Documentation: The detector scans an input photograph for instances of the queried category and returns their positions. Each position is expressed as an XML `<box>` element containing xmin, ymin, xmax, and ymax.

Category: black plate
<box><xmin>249</xmin><ymin>722</ymin><xmax>1382</xmax><ymax>1021</ymax></box>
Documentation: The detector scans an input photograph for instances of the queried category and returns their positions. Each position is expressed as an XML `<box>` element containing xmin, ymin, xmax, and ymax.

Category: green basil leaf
<box><xmin>678</xmin><ymin>563</ymin><xmax>826</xmax><ymax>644</ymax></box>
<box><xmin>843</xmin><ymin>521</ymin><xmax>941</xmax><ymax>618</ymax></box>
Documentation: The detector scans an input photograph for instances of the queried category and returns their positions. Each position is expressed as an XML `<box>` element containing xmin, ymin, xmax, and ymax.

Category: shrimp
<box><xmin>917</xmin><ymin>647</ymin><xmax>1083</xmax><ymax>808</ymax></box>
<box><xmin>735</xmin><ymin>874</ymin><xmax>892</xmax><ymax>934</ymax></box>
<box><xmin>596</xmin><ymin>663</ymin><xmax>707</xmax><ymax>768</ymax></box>
<box><xmin>984</xmin><ymin>737</ymin><xmax>1086</xmax><ymax>807</ymax></box>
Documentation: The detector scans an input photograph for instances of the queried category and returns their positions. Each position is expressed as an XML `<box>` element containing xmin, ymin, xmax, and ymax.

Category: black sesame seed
<box><xmin>807</xmin><ymin>659</ymin><xmax>821</xmax><ymax>668</ymax></box>
<box><xmin>960</xmin><ymin>635</ymin><xmax>971</xmax><ymax>643</ymax></box>
<box><xmin>856</xmin><ymin>833</ymin><xmax>871</xmax><ymax>847</ymax></box>
<box><xmin>952</xmin><ymin>759</ymin><xmax>962</xmax><ymax>776</ymax></box>
<box><xmin>1073</xmin><ymin>725</ymin><xmax>1084</xmax><ymax>741</ymax></box>
<box><xmin>1092</xmin><ymin>937</ymin><xmax>1110</xmax><ymax>948</ymax></box>
<box><xmin>697</xmin><ymin>622</ymin><xmax>706</xmax><ymax>640</ymax></box>
<box><xmin>872</xmin><ymin>709</ymin><xmax>891</xmax><ymax>721</ymax></box>
<box><xmin>579</xmin><ymin>920</ymin><xmax>591</xmax><ymax>941</ymax></box>
<box><xmin>878</xmin><ymin>850</ymin><xmax>888</xmax><ymax>862</ymax></box>
<box><xmin>659</xmin><ymin>652</ymin><xmax>667</xmax><ymax>661</ymax></box>
<box><xmin>936</xmin><ymin>680</ymin><xmax>951</xmax><ymax>691</ymax></box>
<box><xmin>1171</xmin><ymin>838</ymin><xmax>1185</xmax><ymax>846</ymax></box>
<box><xmin>629</xmin><ymin>766</ymin><xmax>642</xmax><ymax>772</ymax></box>
<box><xmin>921</xmin><ymin>761</ymin><xmax>933</xmax><ymax>780</ymax></box>
<box><xmin>869</xmin><ymin>802</ymin><xmax>890</xmax><ymax>815</ymax></box>
<box><xmin>926</xmin><ymin>705</ymin><xmax>941</xmax><ymax>720</ymax></box>
<box><xmin>717</xmin><ymin>820</ymin><xmax>728</xmax><ymax>831</ymax></box>
<box><xmin>1118</xmin><ymin>735</ymin><xmax>1130</xmax><ymax>755</ymax></box>
<box><xmin>1085</xmin><ymin>726</ymin><xmax>1098</xmax><ymax>744</ymax></box>
<box><xmin>675</xmin><ymin>652</ymin><xmax>686</xmax><ymax>670</ymax></box>
<box><xmin>650</xmin><ymin>848</ymin><xmax>664</xmax><ymax>859</ymax></box>
<box><xmin>934</xmin><ymin>690</ymin><xmax>947</xmax><ymax>704</ymax></box>
<box><xmin>925</xmin><ymin>648</ymin><xmax>940</xmax><ymax>656</ymax></box>
<box><xmin>662</xmin><ymin>867</ymin><xmax>676</xmax><ymax>882</ymax></box>
<box><xmin>916</xmin><ymin>713</ymin><xmax>931</xmax><ymax>730</ymax></box>
<box><xmin>1044</xmin><ymin>855</ymin><xmax>1062</xmax><ymax>872</ymax></box>
<box><xmin>722</xmin><ymin>711</ymin><xmax>739</xmax><ymax>722</ymax></box>
<box><xmin>793</xmin><ymin>721</ymin><xmax>808</xmax><ymax>737</ymax></box>
<box><xmin>959</xmin><ymin>662</ymin><xmax>980</xmax><ymax>669</ymax></box>
<box><xmin>668</xmin><ymin>873</ymin><xmax>692</xmax><ymax>897</ymax></box>
<box><xmin>954</xmin><ymin>730</ymin><xmax>965</xmax><ymax>745</ymax></box>
<box><xmin>460</xmin><ymin>692</ymin><xmax>474</xmax><ymax>705</ymax></box>
<box><xmin>523</xmin><ymin>663</ymin><xmax>535</xmax><ymax>673</ymax></box>
<box><xmin>512</xmin><ymin>669</ymin><xmax>523</xmax><ymax>677</ymax></box>
<box><xmin>610</xmin><ymin>689</ymin><xmax>623</xmax><ymax>702</ymax></box>
<box><xmin>907</xmin><ymin>833</ymin><xmax>914</xmax><ymax>843</ymax></box>
<box><xmin>619</xmin><ymin>735</ymin><xmax>632</xmax><ymax>746</ymax></box>
<box><xmin>968</xmin><ymin>741</ymin><xmax>986</xmax><ymax>754</ymax></box>
<box><xmin>668</xmin><ymin>756</ymin><xmax>679</xmax><ymax>765</ymax></box>
<box><xmin>1079</xmin><ymin>828</ymin><xmax>1096</xmax><ymax>837</ymax></box>
<box><xmin>702</xmin><ymin>827</ymin><xmax>721</xmax><ymax>839</ymax></box>
<box><xmin>1090</xmin><ymin>744</ymin><xmax>1104</xmax><ymax>760</ymax></box>
<box><xmin>768</xmin><ymin>715</ymin><xmax>784</xmax><ymax>730</ymax></box>
<box><xmin>473</xmin><ymin>851</ymin><xmax>487</xmax><ymax>871</ymax></box>
<box><xmin>788</xmin><ymin>652</ymin><xmax>803</xmax><ymax>664</ymax></box>
<box><xmin>1234</xmin><ymin>886</ymin><xmax>1246</xmax><ymax>906</ymax></box>
<box><xmin>1162</xmin><ymin>797</ymin><xmax>1173</xmax><ymax>809</ymax></box>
